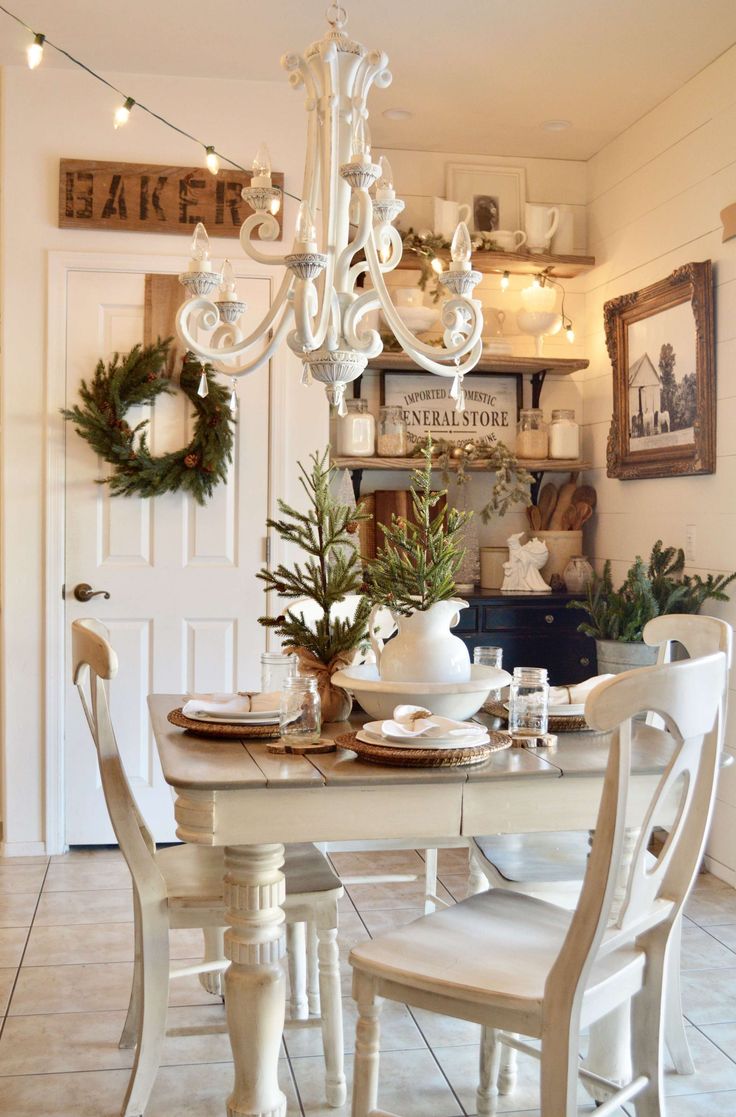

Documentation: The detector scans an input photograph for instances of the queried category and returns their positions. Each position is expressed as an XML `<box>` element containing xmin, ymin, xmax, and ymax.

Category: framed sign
<box><xmin>445</xmin><ymin>163</ymin><xmax>526</xmax><ymax>233</ymax></box>
<box><xmin>384</xmin><ymin>373</ymin><xmax>519</xmax><ymax>450</ymax></box>
<box><xmin>59</xmin><ymin>159</ymin><xmax>284</xmax><ymax>239</ymax></box>
<box><xmin>605</xmin><ymin>261</ymin><xmax>715</xmax><ymax>480</ymax></box>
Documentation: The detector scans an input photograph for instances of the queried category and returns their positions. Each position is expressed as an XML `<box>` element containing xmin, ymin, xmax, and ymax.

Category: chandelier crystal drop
<box><xmin>175</xmin><ymin>3</ymin><xmax>484</xmax><ymax>405</ymax></box>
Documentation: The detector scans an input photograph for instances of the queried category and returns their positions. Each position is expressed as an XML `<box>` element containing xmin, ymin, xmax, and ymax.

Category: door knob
<box><xmin>73</xmin><ymin>583</ymin><xmax>111</xmax><ymax>602</ymax></box>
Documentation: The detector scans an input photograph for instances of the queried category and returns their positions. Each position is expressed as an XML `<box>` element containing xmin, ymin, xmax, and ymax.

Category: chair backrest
<box><xmin>545</xmin><ymin>653</ymin><xmax>726</xmax><ymax>1020</ymax></box>
<box><xmin>72</xmin><ymin>619</ymin><xmax>166</xmax><ymax>902</ymax></box>
<box><xmin>643</xmin><ymin>613</ymin><xmax>733</xmax><ymax>730</ymax></box>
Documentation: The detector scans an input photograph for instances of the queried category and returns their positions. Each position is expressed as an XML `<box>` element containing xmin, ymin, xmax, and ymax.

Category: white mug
<box><xmin>434</xmin><ymin>197</ymin><xmax>472</xmax><ymax>242</ymax></box>
<box><xmin>489</xmin><ymin>229</ymin><xmax>527</xmax><ymax>252</ymax></box>
<box><xmin>525</xmin><ymin>203</ymin><xmax>559</xmax><ymax>254</ymax></box>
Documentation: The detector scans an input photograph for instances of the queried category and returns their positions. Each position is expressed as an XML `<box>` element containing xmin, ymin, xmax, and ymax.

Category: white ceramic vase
<box><xmin>369</xmin><ymin>599</ymin><xmax>471</xmax><ymax>683</ymax></box>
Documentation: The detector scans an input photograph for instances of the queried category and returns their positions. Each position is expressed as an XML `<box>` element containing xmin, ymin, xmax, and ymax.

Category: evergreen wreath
<box><xmin>62</xmin><ymin>339</ymin><xmax>235</xmax><ymax>505</ymax></box>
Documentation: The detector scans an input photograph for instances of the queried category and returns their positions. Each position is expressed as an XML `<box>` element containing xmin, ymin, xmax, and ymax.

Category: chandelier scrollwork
<box><xmin>176</xmin><ymin>3</ymin><xmax>484</xmax><ymax>413</ymax></box>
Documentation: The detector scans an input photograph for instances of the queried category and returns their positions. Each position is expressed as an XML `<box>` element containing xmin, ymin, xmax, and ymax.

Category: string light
<box><xmin>113</xmin><ymin>96</ymin><xmax>135</xmax><ymax>129</ymax></box>
<box><xmin>0</xmin><ymin>4</ymin><xmax>306</xmax><ymax>201</ymax></box>
<box><xmin>26</xmin><ymin>30</ymin><xmax>43</xmax><ymax>68</ymax></box>
<box><xmin>537</xmin><ymin>272</ymin><xmax>576</xmax><ymax>345</ymax></box>
<box><xmin>204</xmin><ymin>146</ymin><xmax>220</xmax><ymax>175</ymax></box>
<box><xmin>500</xmin><ymin>270</ymin><xmax>510</xmax><ymax>290</ymax></box>
<box><xmin>431</xmin><ymin>256</ymin><xmax>444</xmax><ymax>275</ymax></box>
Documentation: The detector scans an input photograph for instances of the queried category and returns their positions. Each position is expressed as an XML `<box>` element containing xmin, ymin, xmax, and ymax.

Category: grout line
<box><xmin>404</xmin><ymin>1008</ymin><xmax>470</xmax><ymax>1116</ymax></box>
<box><xmin>690</xmin><ymin>1020</ymin><xmax>736</xmax><ymax>1068</ymax></box>
<box><xmin>0</xmin><ymin>860</ymin><xmax>52</xmax><ymax>1040</ymax></box>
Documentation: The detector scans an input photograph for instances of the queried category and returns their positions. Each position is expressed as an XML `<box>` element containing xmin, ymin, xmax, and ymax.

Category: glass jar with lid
<box><xmin>548</xmin><ymin>408</ymin><xmax>580</xmax><ymax>459</ymax></box>
<box><xmin>376</xmin><ymin>405</ymin><xmax>409</xmax><ymax>457</ymax></box>
<box><xmin>260</xmin><ymin>652</ymin><xmax>296</xmax><ymax>693</ymax></box>
<box><xmin>508</xmin><ymin>666</ymin><xmax>549</xmax><ymax>736</ymax></box>
<box><xmin>516</xmin><ymin>408</ymin><xmax>549</xmax><ymax>459</ymax></box>
<box><xmin>279</xmin><ymin>676</ymin><xmax>321</xmax><ymax>746</ymax></box>
<box><xmin>336</xmin><ymin>398</ymin><xmax>375</xmax><ymax>457</ymax></box>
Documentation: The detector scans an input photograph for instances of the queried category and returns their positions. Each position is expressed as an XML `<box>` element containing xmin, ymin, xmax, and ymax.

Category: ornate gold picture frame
<box><xmin>605</xmin><ymin>261</ymin><xmax>715</xmax><ymax>479</ymax></box>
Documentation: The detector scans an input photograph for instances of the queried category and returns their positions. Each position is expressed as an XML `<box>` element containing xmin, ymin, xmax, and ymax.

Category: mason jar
<box><xmin>474</xmin><ymin>645</ymin><xmax>504</xmax><ymax>704</ymax></box>
<box><xmin>279</xmin><ymin>676</ymin><xmax>321</xmax><ymax>745</ymax></box>
<box><xmin>376</xmin><ymin>405</ymin><xmax>409</xmax><ymax>456</ymax></box>
<box><xmin>548</xmin><ymin>408</ymin><xmax>580</xmax><ymax>459</ymax></box>
<box><xmin>260</xmin><ymin>652</ymin><xmax>296</xmax><ymax>694</ymax></box>
<box><xmin>336</xmin><ymin>397</ymin><xmax>375</xmax><ymax>456</ymax></box>
<box><xmin>508</xmin><ymin>666</ymin><xmax>549</xmax><ymax>736</ymax></box>
<box><xmin>516</xmin><ymin>408</ymin><xmax>549</xmax><ymax>459</ymax></box>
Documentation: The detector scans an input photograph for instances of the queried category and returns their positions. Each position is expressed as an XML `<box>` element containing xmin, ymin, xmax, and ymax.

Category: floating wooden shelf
<box><xmin>367</xmin><ymin>352</ymin><xmax>588</xmax><ymax>376</ymax></box>
<box><xmin>332</xmin><ymin>455</ymin><xmax>590</xmax><ymax>474</ymax></box>
<box><xmin>395</xmin><ymin>248</ymin><xmax>595</xmax><ymax>279</ymax></box>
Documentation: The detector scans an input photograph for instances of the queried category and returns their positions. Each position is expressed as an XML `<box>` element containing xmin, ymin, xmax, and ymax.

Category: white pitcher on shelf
<box><xmin>368</xmin><ymin>599</ymin><xmax>471</xmax><ymax>683</ymax></box>
<box><xmin>433</xmin><ymin>198</ymin><xmax>472</xmax><ymax>242</ymax></box>
<box><xmin>525</xmin><ymin>202</ymin><xmax>560</xmax><ymax>254</ymax></box>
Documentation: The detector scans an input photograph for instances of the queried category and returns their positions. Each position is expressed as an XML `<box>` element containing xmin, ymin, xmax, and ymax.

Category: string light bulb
<box><xmin>500</xmin><ymin>270</ymin><xmax>510</xmax><ymax>290</ymax></box>
<box><xmin>113</xmin><ymin>97</ymin><xmax>135</xmax><ymax>129</ymax></box>
<box><xmin>565</xmin><ymin>322</ymin><xmax>576</xmax><ymax>344</ymax></box>
<box><xmin>269</xmin><ymin>195</ymin><xmax>281</xmax><ymax>215</ymax></box>
<box><xmin>27</xmin><ymin>32</ymin><xmax>44</xmax><ymax>69</ymax></box>
<box><xmin>205</xmin><ymin>146</ymin><xmax>219</xmax><ymax>175</ymax></box>
<box><xmin>431</xmin><ymin>256</ymin><xmax>444</xmax><ymax>275</ymax></box>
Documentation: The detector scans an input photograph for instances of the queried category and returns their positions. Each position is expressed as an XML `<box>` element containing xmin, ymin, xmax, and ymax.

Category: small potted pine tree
<box><xmin>364</xmin><ymin>442</ymin><xmax>472</xmax><ymax>683</ymax></box>
<box><xmin>257</xmin><ymin>449</ymin><xmax>370</xmax><ymax>721</ymax></box>
<box><xmin>569</xmin><ymin>541</ymin><xmax>736</xmax><ymax>674</ymax></box>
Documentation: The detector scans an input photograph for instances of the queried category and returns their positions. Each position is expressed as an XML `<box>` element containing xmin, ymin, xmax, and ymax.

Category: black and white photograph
<box><xmin>472</xmin><ymin>193</ymin><xmax>499</xmax><ymax>232</ymax></box>
<box><xmin>627</xmin><ymin>301</ymin><xmax>697</xmax><ymax>451</ymax></box>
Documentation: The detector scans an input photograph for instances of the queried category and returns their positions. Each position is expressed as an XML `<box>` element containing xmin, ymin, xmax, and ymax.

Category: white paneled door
<box><xmin>64</xmin><ymin>268</ymin><xmax>271</xmax><ymax>843</ymax></box>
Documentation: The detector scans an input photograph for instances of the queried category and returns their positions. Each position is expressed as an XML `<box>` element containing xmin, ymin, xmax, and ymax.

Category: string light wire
<box><xmin>0</xmin><ymin>3</ymin><xmax>302</xmax><ymax>202</ymax></box>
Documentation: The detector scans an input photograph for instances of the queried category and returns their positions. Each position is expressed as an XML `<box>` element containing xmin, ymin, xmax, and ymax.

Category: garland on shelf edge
<box><xmin>400</xmin><ymin>226</ymin><xmax>506</xmax><ymax>299</ymax></box>
<box><xmin>411</xmin><ymin>436</ymin><xmax>534</xmax><ymax>522</ymax></box>
<box><xmin>62</xmin><ymin>339</ymin><xmax>235</xmax><ymax>505</ymax></box>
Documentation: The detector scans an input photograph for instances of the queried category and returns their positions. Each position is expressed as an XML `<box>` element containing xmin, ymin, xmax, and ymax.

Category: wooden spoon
<box><xmin>529</xmin><ymin>505</ymin><xmax>542</xmax><ymax>531</ymax></box>
<box><xmin>571</xmin><ymin>484</ymin><xmax>597</xmax><ymax>510</ymax></box>
<box><xmin>548</xmin><ymin>472</ymin><xmax>579</xmax><ymax>531</ymax></box>
<box><xmin>537</xmin><ymin>482</ymin><xmax>558</xmax><ymax>529</ymax></box>
<box><xmin>561</xmin><ymin>505</ymin><xmax>578</xmax><ymax>530</ymax></box>
<box><xmin>573</xmin><ymin>501</ymin><xmax>593</xmax><ymax>528</ymax></box>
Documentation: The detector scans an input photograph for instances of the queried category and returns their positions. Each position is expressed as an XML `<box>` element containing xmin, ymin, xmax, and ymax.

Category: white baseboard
<box><xmin>703</xmin><ymin>853</ymin><xmax>736</xmax><ymax>887</ymax></box>
<box><xmin>0</xmin><ymin>840</ymin><xmax>48</xmax><ymax>858</ymax></box>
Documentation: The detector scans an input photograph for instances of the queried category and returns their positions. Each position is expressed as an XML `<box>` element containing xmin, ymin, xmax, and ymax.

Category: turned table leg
<box><xmin>224</xmin><ymin>844</ymin><xmax>287</xmax><ymax>1117</ymax></box>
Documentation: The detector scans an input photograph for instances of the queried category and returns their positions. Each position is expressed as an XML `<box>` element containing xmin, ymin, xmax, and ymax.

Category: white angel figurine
<box><xmin>501</xmin><ymin>533</ymin><xmax>551</xmax><ymax>593</ymax></box>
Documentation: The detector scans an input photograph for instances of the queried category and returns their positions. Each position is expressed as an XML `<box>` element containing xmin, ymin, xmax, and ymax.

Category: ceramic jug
<box><xmin>368</xmin><ymin>599</ymin><xmax>471</xmax><ymax>683</ymax></box>
<box><xmin>525</xmin><ymin>203</ymin><xmax>560</xmax><ymax>254</ymax></box>
<box><xmin>489</xmin><ymin>229</ymin><xmax>527</xmax><ymax>252</ymax></box>
<box><xmin>433</xmin><ymin>198</ymin><xmax>472</xmax><ymax>242</ymax></box>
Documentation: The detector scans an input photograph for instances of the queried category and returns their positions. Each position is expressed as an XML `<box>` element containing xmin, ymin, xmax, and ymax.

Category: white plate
<box><xmin>357</xmin><ymin>728</ymin><xmax>490</xmax><ymax>751</ymax></box>
<box><xmin>363</xmin><ymin>719</ymin><xmax>488</xmax><ymax>747</ymax></box>
<box><xmin>503</xmin><ymin>701</ymin><xmax>585</xmax><ymax>718</ymax></box>
<box><xmin>185</xmin><ymin>711</ymin><xmax>280</xmax><ymax>725</ymax></box>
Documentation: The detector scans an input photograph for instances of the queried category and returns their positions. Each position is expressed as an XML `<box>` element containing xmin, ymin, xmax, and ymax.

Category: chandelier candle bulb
<box><xmin>351</xmin><ymin>116</ymin><xmax>372</xmax><ymax>164</ymax></box>
<box><xmin>376</xmin><ymin>156</ymin><xmax>395</xmax><ymax>201</ymax></box>
<box><xmin>218</xmin><ymin>260</ymin><xmax>237</xmax><ymax>300</ymax></box>
<box><xmin>294</xmin><ymin>200</ymin><xmax>317</xmax><ymax>251</ymax></box>
<box><xmin>450</xmin><ymin>222</ymin><xmax>472</xmax><ymax>272</ymax></box>
<box><xmin>189</xmin><ymin>222</ymin><xmax>212</xmax><ymax>272</ymax></box>
<box><xmin>251</xmin><ymin>143</ymin><xmax>273</xmax><ymax>187</ymax></box>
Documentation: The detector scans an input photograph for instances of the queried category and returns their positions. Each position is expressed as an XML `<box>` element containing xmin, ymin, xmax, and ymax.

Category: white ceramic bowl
<box><xmin>331</xmin><ymin>663</ymin><xmax>511</xmax><ymax>721</ymax></box>
<box><xmin>382</xmin><ymin>305</ymin><xmax>440</xmax><ymax>335</ymax></box>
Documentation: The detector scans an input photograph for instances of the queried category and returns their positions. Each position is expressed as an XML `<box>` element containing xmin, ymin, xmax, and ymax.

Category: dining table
<box><xmin>149</xmin><ymin>694</ymin><xmax>678</xmax><ymax>1117</ymax></box>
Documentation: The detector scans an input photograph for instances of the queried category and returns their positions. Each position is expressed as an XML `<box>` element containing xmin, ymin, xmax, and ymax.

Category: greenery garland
<box><xmin>62</xmin><ymin>340</ymin><xmax>235</xmax><ymax>505</ymax></box>
<box><xmin>411</xmin><ymin>436</ymin><xmax>534</xmax><ymax>522</ymax></box>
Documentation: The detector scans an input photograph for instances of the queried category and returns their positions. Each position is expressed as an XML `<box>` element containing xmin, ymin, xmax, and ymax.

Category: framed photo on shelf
<box><xmin>445</xmin><ymin>164</ymin><xmax>526</xmax><ymax>234</ymax></box>
<box><xmin>605</xmin><ymin>261</ymin><xmax>715</xmax><ymax>480</ymax></box>
<box><xmin>384</xmin><ymin>373</ymin><xmax>520</xmax><ymax>450</ymax></box>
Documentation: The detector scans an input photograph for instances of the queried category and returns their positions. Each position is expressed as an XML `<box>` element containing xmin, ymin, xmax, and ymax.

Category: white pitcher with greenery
<box><xmin>366</xmin><ymin>444</ymin><xmax>472</xmax><ymax>684</ymax></box>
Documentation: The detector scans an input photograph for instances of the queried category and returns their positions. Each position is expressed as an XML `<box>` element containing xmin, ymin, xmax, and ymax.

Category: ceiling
<box><xmin>2</xmin><ymin>0</ymin><xmax>736</xmax><ymax>159</ymax></box>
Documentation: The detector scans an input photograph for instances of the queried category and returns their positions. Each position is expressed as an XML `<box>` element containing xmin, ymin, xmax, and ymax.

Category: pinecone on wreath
<box><xmin>184</xmin><ymin>452</ymin><xmax>199</xmax><ymax>469</ymax></box>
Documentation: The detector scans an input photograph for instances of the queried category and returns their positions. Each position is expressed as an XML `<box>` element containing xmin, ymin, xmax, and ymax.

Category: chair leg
<box><xmin>477</xmin><ymin>1026</ymin><xmax>502</xmax><ymax>1115</ymax></box>
<box><xmin>498</xmin><ymin>1034</ymin><xmax>518</xmax><ymax>1094</ymax></box>
<box><xmin>540</xmin><ymin>1021</ymin><xmax>580</xmax><ymax>1117</ymax></box>
<box><xmin>664</xmin><ymin>913</ymin><xmax>695</xmax><ymax>1075</ymax></box>
<box><xmin>352</xmin><ymin>972</ymin><xmax>382</xmax><ymax>1117</ymax></box>
<box><xmin>307</xmin><ymin>921</ymin><xmax>320</xmax><ymax>1016</ymax></box>
<box><xmin>317</xmin><ymin>920</ymin><xmax>346</xmax><ymax>1107</ymax></box>
<box><xmin>198</xmin><ymin>926</ymin><xmax>226</xmax><ymax>999</ymax></box>
<box><xmin>121</xmin><ymin>903</ymin><xmax>170</xmax><ymax>1117</ymax></box>
<box><xmin>287</xmin><ymin>921</ymin><xmax>309</xmax><ymax>1021</ymax></box>
<box><xmin>583</xmin><ymin>1002</ymin><xmax>632</xmax><ymax>1102</ymax></box>
<box><xmin>468</xmin><ymin>849</ymin><xmax>489</xmax><ymax>897</ymax></box>
<box><xmin>120</xmin><ymin>891</ymin><xmax>143</xmax><ymax>1050</ymax></box>
<box><xmin>630</xmin><ymin>935</ymin><xmax>667</xmax><ymax>1117</ymax></box>
<box><xmin>424</xmin><ymin>848</ymin><xmax>438</xmax><ymax>914</ymax></box>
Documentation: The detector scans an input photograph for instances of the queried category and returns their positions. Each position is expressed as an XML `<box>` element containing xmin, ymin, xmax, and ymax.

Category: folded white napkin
<box><xmin>182</xmin><ymin>691</ymin><xmax>281</xmax><ymax>718</ymax></box>
<box><xmin>548</xmin><ymin>675</ymin><xmax>614</xmax><ymax>706</ymax></box>
<box><xmin>381</xmin><ymin>704</ymin><xmax>486</xmax><ymax>740</ymax></box>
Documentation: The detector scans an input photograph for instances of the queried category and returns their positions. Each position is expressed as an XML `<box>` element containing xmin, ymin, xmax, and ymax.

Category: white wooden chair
<box><xmin>468</xmin><ymin>613</ymin><xmax>733</xmax><ymax>1089</ymax></box>
<box><xmin>72</xmin><ymin>618</ymin><xmax>346</xmax><ymax>1116</ymax></box>
<box><xmin>349</xmin><ymin>651</ymin><xmax>727</xmax><ymax>1117</ymax></box>
<box><xmin>287</xmin><ymin>595</ymin><xmax>449</xmax><ymax>913</ymax></box>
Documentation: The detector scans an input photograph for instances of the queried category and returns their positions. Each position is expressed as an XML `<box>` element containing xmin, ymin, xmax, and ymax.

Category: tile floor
<box><xmin>1</xmin><ymin>847</ymin><xmax>736</xmax><ymax>1116</ymax></box>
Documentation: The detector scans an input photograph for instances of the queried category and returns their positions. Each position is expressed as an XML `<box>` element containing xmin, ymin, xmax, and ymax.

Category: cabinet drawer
<box><xmin>481</xmin><ymin>605</ymin><xmax>581</xmax><ymax>632</ymax></box>
<box><xmin>454</xmin><ymin>606</ymin><xmax>479</xmax><ymax>633</ymax></box>
<box><xmin>464</xmin><ymin>635</ymin><xmax>596</xmax><ymax>685</ymax></box>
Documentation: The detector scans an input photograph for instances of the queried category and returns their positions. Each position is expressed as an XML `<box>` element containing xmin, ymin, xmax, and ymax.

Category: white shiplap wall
<box><xmin>581</xmin><ymin>43</ymin><xmax>736</xmax><ymax>882</ymax></box>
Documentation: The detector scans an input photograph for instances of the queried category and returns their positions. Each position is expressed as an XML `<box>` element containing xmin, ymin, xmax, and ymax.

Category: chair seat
<box><xmin>156</xmin><ymin>842</ymin><xmax>341</xmax><ymax>908</ymax></box>
<box><xmin>473</xmin><ymin>831</ymin><xmax>590</xmax><ymax>885</ymax></box>
<box><xmin>350</xmin><ymin>890</ymin><xmax>644</xmax><ymax>1023</ymax></box>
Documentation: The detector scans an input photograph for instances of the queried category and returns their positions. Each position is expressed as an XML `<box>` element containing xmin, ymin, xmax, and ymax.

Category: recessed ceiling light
<box><xmin>382</xmin><ymin>108</ymin><xmax>413</xmax><ymax>121</ymax></box>
<box><xmin>541</xmin><ymin>119</ymin><xmax>572</xmax><ymax>132</ymax></box>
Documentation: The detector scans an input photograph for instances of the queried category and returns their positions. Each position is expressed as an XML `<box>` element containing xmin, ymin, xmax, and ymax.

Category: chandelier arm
<box><xmin>355</xmin><ymin>49</ymin><xmax>391</xmax><ymax>104</ymax></box>
<box><xmin>175</xmin><ymin>273</ymin><xmax>294</xmax><ymax>363</ymax></box>
<box><xmin>210</xmin><ymin>304</ymin><xmax>294</xmax><ymax>378</ymax></box>
<box><xmin>364</xmin><ymin>235</ymin><xmax>483</xmax><ymax>366</ymax></box>
<box><xmin>292</xmin><ymin>279</ymin><xmax>320</xmax><ymax>352</ymax></box>
<box><xmin>346</xmin><ymin>225</ymin><xmax>403</xmax><ymax>290</ymax></box>
<box><xmin>403</xmin><ymin>337</ymin><xmax>484</xmax><ymax>378</ymax></box>
<box><xmin>336</xmin><ymin>187</ymin><xmax>372</xmax><ymax>291</ymax></box>
<box><xmin>239</xmin><ymin>214</ymin><xmax>288</xmax><ymax>266</ymax></box>
<box><xmin>342</xmin><ymin>289</ymin><xmax>383</xmax><ymax>357</ymax></box>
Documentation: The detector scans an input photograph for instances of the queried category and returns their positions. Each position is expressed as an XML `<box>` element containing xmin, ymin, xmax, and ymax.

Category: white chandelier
<box><xmin>176</xmin><ymin>3</ymin><xmax>484</xmax><ymax>415</ymax></box>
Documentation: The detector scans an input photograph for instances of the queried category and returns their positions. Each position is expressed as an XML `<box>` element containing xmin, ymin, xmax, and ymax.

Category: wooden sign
<box><xmin>384</xmin><ymin>373</ymin><xmax>519</xmax><ymax>450</ymax></box>
<box><xmin>59</xmin><ymin>159</ymin><xmax>284</xmax><ymax>239</ymax></box>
